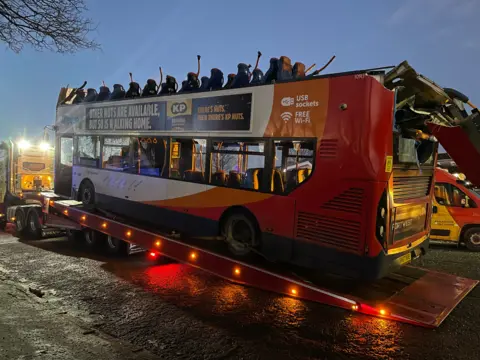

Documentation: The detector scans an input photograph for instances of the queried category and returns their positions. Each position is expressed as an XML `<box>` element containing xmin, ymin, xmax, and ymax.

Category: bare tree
<box><xmin>0</xmin><ymin>0</ymin><xmax>100</xmax><ymax>53</ymax></box>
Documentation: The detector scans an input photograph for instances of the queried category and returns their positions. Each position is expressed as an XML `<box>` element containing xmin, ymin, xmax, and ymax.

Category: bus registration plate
<box><xmin>397</xmin><ymin>252</ymin><xmax>412</xmax><ymax>265</ymax></box>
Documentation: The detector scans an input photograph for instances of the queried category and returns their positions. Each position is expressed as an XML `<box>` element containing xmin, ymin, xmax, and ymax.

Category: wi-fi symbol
<box><xmin>280</xmin><ymin>112</ymin><xmax>293</xmax><ymax>122</ymax></box>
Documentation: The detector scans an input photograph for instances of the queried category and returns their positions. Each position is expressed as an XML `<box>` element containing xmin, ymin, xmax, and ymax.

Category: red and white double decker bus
<box><xmin>53</xmin><ymin>59</ymin><xmax>476</xmax><ymax>281</ymax></box>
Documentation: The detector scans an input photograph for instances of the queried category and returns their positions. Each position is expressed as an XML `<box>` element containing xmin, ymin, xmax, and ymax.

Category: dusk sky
<box><xmin>0</xmin><ymin>0</ymin><xmax>478</xmax><ymax>152</ymax></box>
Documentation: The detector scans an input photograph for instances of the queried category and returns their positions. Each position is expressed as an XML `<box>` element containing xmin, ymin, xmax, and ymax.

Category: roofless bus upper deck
<box><xmin>53</xmin><ymin>55</ymin><xmax>477</xmax><ymax>280</ymax></box>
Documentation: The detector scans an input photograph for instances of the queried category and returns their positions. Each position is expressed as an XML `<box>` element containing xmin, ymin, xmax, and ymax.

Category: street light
<box><xmin>17</xmin><ymin>139</ymin><xmax>31</xmax><ymax>149</ymax></box>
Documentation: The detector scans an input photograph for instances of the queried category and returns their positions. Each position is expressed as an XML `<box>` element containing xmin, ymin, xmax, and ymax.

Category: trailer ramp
<box><xmin>42</xmin><ymin>196</ymin><xmax>478</xmax><ymax>328</ymax></box>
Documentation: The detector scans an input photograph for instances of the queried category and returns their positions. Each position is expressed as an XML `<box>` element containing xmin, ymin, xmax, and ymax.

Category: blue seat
<box><xmin>83</xmin><ymin>88</ymin><xmax>98</xmax><ymax>102</ymax></box>
<box><xmin>109</xmin><ymin>84</ymin><xmax>125</xmax><ymax>100</ymax></box>
<box><xmin>96</xmin><ymin>85</ymin><xmax>111</xmax><ymax>101</ymax></box>
<box><xmin>200</xmin><ymin>76</ymin><xmax>210</xmax><ymax>91</ymax></box>
<box><xmin>159</xmin><ymin>75</ymin><xmax>178</xmax><ymax>95</ymax></box>
<box><xmin>231</xmin><ymin>63</ymin><xmax>250</xmax><ymax>88</ymax></box>
<box><xmin>223</xmin><ymin>74</ymin><xmax>236</xmax><ymax>89</ymax></box>
<box><xmin>207</xmin><ymin>68</ymin><xmax>224</xmax><ymax>90</ymax></box>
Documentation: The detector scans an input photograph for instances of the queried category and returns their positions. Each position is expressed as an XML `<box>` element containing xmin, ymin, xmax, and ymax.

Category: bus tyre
<box><xmin>463</xmin><ymin>228</ymin><xmax>480</xmax><ymax>252</ymax></box>
<box><xmin>79</xmin><ymin>181</ymin><xmax>95</xmax><ymax>205</ymax></box>
<box><xmin>83</xmin><ymin>229</ymin><xmax>104</xmax><ymax>250</ymax></box>
<box><xmin>223</xmin><ymin>213</ymin><xmax>258</xmax><ymax>257</ymax></box>
<box><xmin>106</xmin><ymin>235</ymin><xmax>132</xmax><ymax>256</ymax></box>
<box><xmin>14</xmin><ymin>209</ymin><xmax>26</xmax><ymax>238</ymax></box>
<box><xmin>26</xmin><ymin>209</ymin><xmax>42</xmax><ymax>240</ymax></box>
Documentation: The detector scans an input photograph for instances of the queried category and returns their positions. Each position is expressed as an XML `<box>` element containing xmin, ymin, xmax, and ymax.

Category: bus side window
<box><xmin>273</xmin><ymin>140</ymin><xmax>315</xmax><ymax>194</ymax></box>
<box><xmin>169</xmin><ymin>138</ymin><xmax>206</xmax><ymax>183</ymax></box>
<box><xmin>131</xmin><ymin>137</ymin><xmax>166</xmax><ymax>177</ymax></box>
<box><xmin>210</xmin><ymin>140</ymin><xmax>265</xmax><ymax>191</ymax></box>
<box><xmin>75</xmin><ymin>136</ymin><xmax>100</xmax><ymax>168</ymax></box>
<box><xmin>102</xmin><ymin>136</ymin><xmax>131</xmax><ymax>171</ymax></box>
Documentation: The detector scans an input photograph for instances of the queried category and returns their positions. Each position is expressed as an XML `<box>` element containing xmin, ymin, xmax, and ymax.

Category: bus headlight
<box><xmin>39</xmin><ymin>142</ymin><xmax>50</xmax><ymax>151</ymax></box>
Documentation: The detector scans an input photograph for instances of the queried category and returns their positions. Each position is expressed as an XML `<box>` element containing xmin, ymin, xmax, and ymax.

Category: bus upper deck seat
<box><xmin>96</xmin><ymin>85</ymin><xmax>111</xmax><ymax>101</ymax></box>
<box><xmin>223</xmin><ymin>74</ymin><xmax>236</xmax><ymax>89</ymax></box>
<box><xmin>159</xmin><ymin>75</ymin><xmax>178</xmax><ymax>95</ymax></box>
<box><xmin>142</xmin><ymin>79</ymin><xmax>158</xmax><ymax>97</ymax></box>
<box><xmin>227</xmin><ymin>171</ymin><xmax>241</xmax><ymax>188</ymax></box>
<box><xmin>277</xmin><ymin>56</ymin><xmax>293</xmax><ymax>81</ymax></box>
<box><xmin>184</xmin><ymin>170</ymin><xmax>204</xmax><ymax>183</ymax></box>
<box><xmin>84</xmin><ymin>88</ymin><xmax>98</xmax><ymax>102</ymax></box>
<box><xmin>250</xmin><ymin>68</ymin><xmax>264</xmax><ymax>85</ymax></box>
<box><xmin>125</xmin><ymin>81</ymin><xmax>141</xmax><ymax>99</ymax></box>
<box><xmin>264</xmin><ymin>57</ymin><xmax>279</xmax><ymax>84</ymax></box>
<box><xmin>200</xmin><ymin>76</ymin><xmax>210</xmax><ymax>91</ymax></box>
<box><xmin>207</xmin><ymin>68</ymin><xmax>224</xmax><ymax>90</ymax></box>
<box><xmin>179</xmin><ymin>72</ymin><xmax>200</xmax><ymax>93</ymax></box>
<box><xmin>211</xmin><ymin>171</ymin><xmax>226</xmax><ymax>186</ymax></box>
<box><xmin>178</xmin><ymin>80</ymin><xmax>188</xmax><ymax>93</ymax></box>
<box><xmin>231</xmin><ymin>63</ymin><xmax>250</xmax><ymax>88</ymax></box>
<box><xmin>109</xmin><ymin>84</ymin><xmax>126</xmax><ymax>100</ymax></box>
<box><xmin>293</xmin><ymin>62</ymin><xmax>306</xmax><ymax>79</ymax></box>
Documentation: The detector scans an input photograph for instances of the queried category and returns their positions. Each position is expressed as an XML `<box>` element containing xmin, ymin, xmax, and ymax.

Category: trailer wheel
<box><xmin>223</xmin><ymin>213</ymin><xmax>259</xmax><ymax>257</ymax></box>
<box><xmin>79</xmin><ymin>180</ymin><xmax>95</xmax><ymax>205</ymax></box>
<box><xmin>83</xmin><ymin>229</ymin><xmax>104</xmax><ymax>249</ymax></box>
<box><xmin>463</xmin><ymin>227</ymin><xmax>480</xmax><ymax>252</ymax></box>
<box><xmin>106</xmin><ymin>235</ymin><xmax>132</xmax><ymax>256</ymax></box>
<box><xmin>66</xmin><ymin>229</ymin><xmax>83</xmax><ymax>243</ymax></box>
<box><xmin>14</xmin><ymin>209</ymin><xmax>26</xmax><ymax>237</ymax></box>
<box><xmin>26</xmin><ymin>209</ymin><xmax>42</xmax><ymax>240</ymax></box>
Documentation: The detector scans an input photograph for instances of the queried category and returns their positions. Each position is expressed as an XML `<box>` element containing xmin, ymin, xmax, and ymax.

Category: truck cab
<box><xmin>431</xmin><ymin>168</ymin><xmax>480</xmax><ymax>250</ymax></box>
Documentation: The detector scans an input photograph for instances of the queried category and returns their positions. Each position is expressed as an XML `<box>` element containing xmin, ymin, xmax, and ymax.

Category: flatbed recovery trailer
<box><xmin>3</xmin><ymin>191</ymin><xmax>475</xmax><ymax>329</ymax></box>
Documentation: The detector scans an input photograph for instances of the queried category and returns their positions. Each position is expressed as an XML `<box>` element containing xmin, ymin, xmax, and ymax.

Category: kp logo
<box><xmin>281</xmin><ymin>97</ymin><xmax>294</xmax><ymax>107</ymax></box>
<box><xmin>171</xmin><ymin>102</ymin><xmax>188</xmax><ymax>114</ymax></box>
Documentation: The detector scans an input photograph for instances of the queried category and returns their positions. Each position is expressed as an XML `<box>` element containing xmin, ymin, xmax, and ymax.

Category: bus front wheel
<box><xmin>79</xmin><ymin>180</ymin><xmax>95</xmax><ymax>205</ymax></box>
<box><xmin>464</xmin><ymin>227</ymin><xmax>480</xmax><ymax>252</ymax></box>
<box><xmin>223</xmin><ymin>213</ymin><xmax>259</xmax><ymax>257</ymax></box>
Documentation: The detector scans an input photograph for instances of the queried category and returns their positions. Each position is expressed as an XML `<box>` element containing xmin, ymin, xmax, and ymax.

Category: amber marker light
<box><xmin>101</xmin><ymin>222</ymin><xmax>107</xmax><ymax>229</ymax></box>
<box><xmin>379</xmin><ymin>309</ymin><xmax>387</xmax><ymax>316</ymax></box>
<box><xmin>49</xmin><ymin>200</ymin><xmax>54</xmax><ymax>206</ymax></box>
<box><xmin>63</xmin><ymin>209</ymin><xmax>68</xmax><ymax>215</ymax></box>
<box><xmin>233</xmin><ymin>267</ymin><xmax>241</xmax><ymax>276</ymax></box>
<box><xmin>80</xmin><ymin>215</ymin><xmax>86</xmax><ymax>221</ymax></box>
<box><xmin>352</xmin><ymin>304</ymin><xmax>359</xmax><ymax>311</ymax></box>
<box><xmin>126</xmin><ymin>230</ymin><xmax>132</xmax><ymax>237</ymax></box>
<box><xmin>190</xmin><ymin>252</ymin><xmax>197</xmax><ymax>260</ymax></box>
<box><xmin>154</xmin><ymin>240</ymin><xmax>161</xmax><ymax>247</ymax></box>
<box><xmin>290</xmin><ymin>288</ymin><xmax>298</xmax><ymax>295</ymax></box>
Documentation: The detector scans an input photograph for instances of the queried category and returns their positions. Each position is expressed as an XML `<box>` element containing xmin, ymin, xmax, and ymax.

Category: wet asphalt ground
<box><xmin>0</xmin><ymin>232</ymin><xmax>479</xmax><ymax>360</ymax></box>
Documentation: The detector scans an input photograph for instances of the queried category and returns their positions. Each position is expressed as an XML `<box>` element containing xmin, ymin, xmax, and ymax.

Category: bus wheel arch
<box><xmin>461</xmin><ymin>226</ymin><xmax>480</xmax><ymax>251</ymax></box>
<box><xmin>78</xmin><ymin>179</ymin><xmax>95</xmax><ymax>205</ymax></box>
<box><xmin>219</xmin><ymin>206</ymin><xmax>261</xmax><ymax>257</ymax></box>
